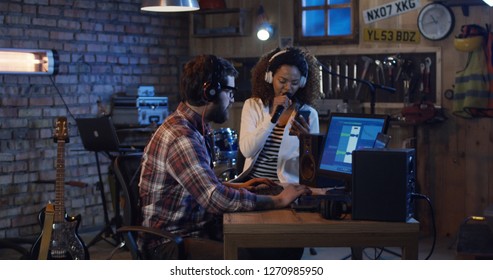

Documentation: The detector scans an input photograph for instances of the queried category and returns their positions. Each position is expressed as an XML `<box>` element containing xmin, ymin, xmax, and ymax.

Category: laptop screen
<box><xmin>76</xmin><ymin>116</ymin><xmax>121</xmax><ymax>152</ymax></box>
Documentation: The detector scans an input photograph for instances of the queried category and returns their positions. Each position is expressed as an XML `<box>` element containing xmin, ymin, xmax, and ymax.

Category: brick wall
<box><xmin>0</xmin><ymin>0</ymin><xmax>190</xmax><ymax>238</ymax></box>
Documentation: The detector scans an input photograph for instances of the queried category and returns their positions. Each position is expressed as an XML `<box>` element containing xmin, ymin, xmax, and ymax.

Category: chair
<box><xmin>0</xmin><ymin>238</ymin><xmax>34</xmax><ymax>259</ymax></box>
<box><xmin>236</xmin><ymin>148</ymin><xmax>246</xmax><ymax>176</ymax></box>
<box><xmin>112</xmin><ymin>153</ymin><xmax>184</xmax><ymax>260</ymax></box>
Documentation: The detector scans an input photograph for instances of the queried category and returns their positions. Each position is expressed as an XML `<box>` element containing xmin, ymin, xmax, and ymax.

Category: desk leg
<box><xmin>351</xmin><ymin>247</ymin><xmax>363</xmax><ymax>260</ymax></box>
<box><xmin>400</xmin><ymin>233</ymin><xmax>419</xmax><ymax>259</ymax></box>
<box><xmin>402</xmin><ymin>244</ymin><xmax>419</xmax><ymax>259</ymax></box>
<box><xmin>224</xmin><ymin>238</ymin><xmax>238</xmax><ymax>260</ymax></box>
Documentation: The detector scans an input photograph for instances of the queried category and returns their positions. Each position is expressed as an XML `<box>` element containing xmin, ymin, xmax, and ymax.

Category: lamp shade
<box><xmin>484</xmin><ymin>0</ymin><xmax>493</xmax><ymax>7</ymax></box>
<box><xmin>141</xmin><ymin>0</ymin><xmax>200</xmax><ymax>12</ymax></box>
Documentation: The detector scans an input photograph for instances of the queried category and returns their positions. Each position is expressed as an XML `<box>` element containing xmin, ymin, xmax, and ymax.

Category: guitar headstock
<box><xmin>54</xmin><ymin>117</ymin><xmax>69</xmax><ymax>143</ymax></box>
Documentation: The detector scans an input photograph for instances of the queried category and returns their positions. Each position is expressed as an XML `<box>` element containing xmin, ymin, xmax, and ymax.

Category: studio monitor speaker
<box><xmin>352</xmin><ymin>148</ymin><xmax>416</xmax><ymax>222</ymax></box>
<box><xmin>299</xmin><ymin>133</ymin><xmax>325</xmax><ymax>186</ymax></box>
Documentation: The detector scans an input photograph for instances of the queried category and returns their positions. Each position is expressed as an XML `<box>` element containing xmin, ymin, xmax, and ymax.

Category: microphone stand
<box><xmin>318</xmin><ymin>61</ymin><xmax>396</xmax><ymax>114</ymax></box>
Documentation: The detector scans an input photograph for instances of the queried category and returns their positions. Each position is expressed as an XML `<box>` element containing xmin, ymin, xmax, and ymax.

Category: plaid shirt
<box><xmin>139</xmin><ymin>102</ymin><xmax>256</xmax><ymax>242</ymax></box>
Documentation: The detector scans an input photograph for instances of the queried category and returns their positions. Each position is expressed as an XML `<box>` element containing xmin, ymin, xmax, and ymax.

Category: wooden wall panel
<box><xmin>464</xmin><ymin>119</ymin><xmax>491</xmax><ymax>214</ymax></box>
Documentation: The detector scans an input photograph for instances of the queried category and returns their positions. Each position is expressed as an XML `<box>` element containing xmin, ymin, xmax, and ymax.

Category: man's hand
<box><xmin>276</xmin><ymin>184</ymin><xmax>312</xmax><ymax>207</ymax></box>
<box><xmin>254</xmin><ymin>184</ymin><xmax>312</xmax><ymax>210</ymax></box>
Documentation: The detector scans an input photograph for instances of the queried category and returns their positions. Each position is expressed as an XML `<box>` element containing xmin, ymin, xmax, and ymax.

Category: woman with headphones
<box><xmin>236</xmin><ymin>47</ymin><xmax>322</xmax><ymax>183</ymax></box>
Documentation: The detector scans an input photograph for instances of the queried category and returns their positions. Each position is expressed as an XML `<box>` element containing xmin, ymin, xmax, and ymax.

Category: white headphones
<box><xmin>264</xmin><ymin>49</ymin><xmax>307</xmax><ymax>88</ymax></box>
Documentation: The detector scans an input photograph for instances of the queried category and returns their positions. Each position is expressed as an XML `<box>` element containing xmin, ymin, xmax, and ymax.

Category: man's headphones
<box><xmin>319</xmin><ymin>199</ymin><xmax>351</xmax><ymax>220</ymax></box>
<box><xmin>295</xmin><ymin>196</ymin><xmax>351</xmax><ymax>220</ymax></box>
<box><xmin>203</xmin><ymin>55</ymin><xmax>222</xmax><ymax>102</ymax></box>
<box><xmin>264</xmin><ymin>49</ymin><xmax>308</xmax><ymax>88</ymax></box>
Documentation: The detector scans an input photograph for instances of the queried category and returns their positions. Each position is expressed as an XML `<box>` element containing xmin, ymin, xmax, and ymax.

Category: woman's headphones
<box><xmin>202</xmin><ymin>55</ymin><xmax>222</xmax><ymax>102</ymax></box>
<box><xmin>264</xmin><ymin>49</ymin><xmax>308</xmax><ymax>88</ymax></box>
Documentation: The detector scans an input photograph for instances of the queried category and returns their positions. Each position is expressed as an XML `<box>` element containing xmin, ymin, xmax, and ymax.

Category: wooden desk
<box><xmin>223</xmin><ymin>209</ymin><xmax>419</xmax><ymax>260</ymax></box>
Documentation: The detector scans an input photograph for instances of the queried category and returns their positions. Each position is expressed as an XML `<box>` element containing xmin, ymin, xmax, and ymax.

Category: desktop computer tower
<box><xmin>352</xmin><ymin>148</ymin><xmax>416</xmax><ymax>222</ymax></box>
<box><xmin>299</xmin><ymin>133</ymin><xmax>325</xmax><ymax>186</ymax></box>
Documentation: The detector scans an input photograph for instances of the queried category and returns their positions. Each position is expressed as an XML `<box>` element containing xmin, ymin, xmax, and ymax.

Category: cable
<box><xmin>411</xmin><ymin>192</ymin><xmax>436</xmax><ymax>260</ymax></box>
<box><xmin>363</xmin><ymin>248</ymin><xmax>384</xmax><ymax>260</ymax></box>
<box><xmin>49</xmin><ymin>75</ymin><xmax>76</xmax><ymax>121</ymax></box>
<box><xmin>201</xmin><ymin>102</ymin><xmax>208</xmax><ymax>136</ymax></box>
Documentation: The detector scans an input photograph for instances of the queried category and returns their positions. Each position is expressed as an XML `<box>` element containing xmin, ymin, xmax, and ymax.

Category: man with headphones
<box><xmin>235</xmin><ymin>47</ymin><xmax>321</xmax><ymax>184</ymax></box>
<box><xmin>138</xmin><ymin>54</ymin><xmax>310</xmax><ymax>259</ymax></box>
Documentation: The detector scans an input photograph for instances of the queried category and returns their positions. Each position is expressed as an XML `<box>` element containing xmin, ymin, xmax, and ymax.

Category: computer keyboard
<box><xmin>291</xmin><ymin>195</ymin><xmax>321</xmax><ymax>211</ymax></box>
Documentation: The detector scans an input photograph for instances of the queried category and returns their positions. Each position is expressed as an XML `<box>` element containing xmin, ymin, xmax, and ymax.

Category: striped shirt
<box><xmin>249</xmin><ymin>125</ymin><xmax>285</xmax><ymax>181</ymax></box>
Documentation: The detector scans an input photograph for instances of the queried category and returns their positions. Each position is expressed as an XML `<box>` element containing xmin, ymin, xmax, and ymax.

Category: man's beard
<box><xmin>209</xmin><ymin>104</ymin><xmax>229</xmax><ymax>124</ymax></box>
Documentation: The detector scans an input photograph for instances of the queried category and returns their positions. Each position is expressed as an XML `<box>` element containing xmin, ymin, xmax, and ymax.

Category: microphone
<box><xmin>378</xmin><ymin>85</ymin><xmax>397</xmax><ymax>93</ymax></box>
<box><xmin>271</xmin><ymin>105</ymin><xmax>284</xmax><ymax>123</ymax></box>
<box><xmin>271</xmin><ymin>94</ymin><xmax>298</xmax><ymax>123</ymax></box>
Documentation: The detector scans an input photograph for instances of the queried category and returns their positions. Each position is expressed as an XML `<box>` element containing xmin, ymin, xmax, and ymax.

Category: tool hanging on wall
<box><xmin>424</xmin><ymin>57</ymin><xmax>432</xmax><ymax>95</ymax></box>
<box><xmin>419</xmin><ymin>62</ymin><xmax>425</xmax><ymax>95</ymax></box>
<box><xmin>327</xmin><ymin>61</ymin><xmax>333</xmax><ymax>97</ymax></box>
<box><xmin>384</xmin><ymin>55</ymin><xmax>397</xmax><ymax>88</ymax></box>
<box><xmin>403</xmin><ymin>79</ymin><xmax>411</xmax><ymax>106</ymax></box>
<box><xmin>406</xmin><ymin>62</ymin><xmax>419</xmax><ymax>104</ymax></box>
<box><xmin>335</xmin><ymin>62</ymin><xmax>341</xmax><ymax>97</ymax></box>
<box><xmin>343</xmin><ymin>60</ymin><xmax>349</xmax><ymax>96</ymax></box>
<box><xmin>352</xmin><ymin>62</ymin><xmax>358</xmax><ymax>91</ymax></box>
<box><xmin>375</xmin><ymin>59</ymin><xmax>385</xmax><ymax>86</ymax></box>
<box><xmin>355</xmin><ymin>56</ymin><xmax>373</xmax><ymax>99</ymax></box>
<box><xmin>394</xmin><ymin>55</ymin><xmax>403</xmax><ymax>83</ymax></box>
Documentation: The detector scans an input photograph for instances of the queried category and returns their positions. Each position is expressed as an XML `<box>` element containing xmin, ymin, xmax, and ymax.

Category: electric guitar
<box><xmin>30</xmin><ymin>117</ymin><xmax>89</xmax><ymax>260</ymax></box>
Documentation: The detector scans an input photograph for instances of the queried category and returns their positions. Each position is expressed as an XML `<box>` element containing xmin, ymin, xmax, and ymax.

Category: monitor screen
<box><xmin>317</xmin><ymin>113</ymin><xmax>390</xmax><ymax>190</ymax></box>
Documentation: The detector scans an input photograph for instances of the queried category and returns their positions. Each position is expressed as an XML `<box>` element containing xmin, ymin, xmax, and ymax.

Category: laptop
<box><xmin>76</xmin><ymin>116</ymin><xmax>121</xmax><ymax>152</ymax></box>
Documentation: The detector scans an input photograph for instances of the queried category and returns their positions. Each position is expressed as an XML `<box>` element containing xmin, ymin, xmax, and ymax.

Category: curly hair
<box><xmin>180</xmin><ymin>54</ymin><xmax>238</xmax><ymax>106</ymax></box>
<box><xmin>250</xmin><ymin>47</ymin><xmax>322</xmax><ymax>107</ymax></box>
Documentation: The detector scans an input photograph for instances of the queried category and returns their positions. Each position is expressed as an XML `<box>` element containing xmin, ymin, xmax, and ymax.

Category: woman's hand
<box><xmin>244</xmin><ymin>177</ymin><xmax>277</xmax><ymax>187</ymax></box>
<box><xmin>289</xmin><ymin>114</ymin><xmax>310</xmax><ymax>137</ymax></box>
<box><xmin>271</xmin><ymin>94</ymin><xmax>292</xmax><ymax>117</ymax></box>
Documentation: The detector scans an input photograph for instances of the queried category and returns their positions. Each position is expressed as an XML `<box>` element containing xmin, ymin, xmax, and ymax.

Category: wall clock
<box><xmin>417</xmin><ymin>2</ymin><xmax>455</xmax><ymax>41</ymax></box>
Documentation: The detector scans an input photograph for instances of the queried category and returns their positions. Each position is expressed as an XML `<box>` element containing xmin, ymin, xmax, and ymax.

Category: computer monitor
<box><xmin>317</xmin><ymin>113</ymin><xmax>390</xmax><ymax>191</ymax></box>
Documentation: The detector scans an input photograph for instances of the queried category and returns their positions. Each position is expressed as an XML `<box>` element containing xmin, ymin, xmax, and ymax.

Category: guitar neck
<box><xmin>54</xmin><ymin>139</ymin><xmax>66</xmax><ymax>223</ymax></box>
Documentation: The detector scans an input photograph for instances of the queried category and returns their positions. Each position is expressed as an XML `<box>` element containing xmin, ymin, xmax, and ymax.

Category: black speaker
<box><xmin>352</xmin><ymin>148</ymin><xmax>416</xmax><ymax>222</ymax></box>
<box><xmin>299</xmin><ymin>133</ymin><xmax>325</xmax><ymax>186</ymax></box>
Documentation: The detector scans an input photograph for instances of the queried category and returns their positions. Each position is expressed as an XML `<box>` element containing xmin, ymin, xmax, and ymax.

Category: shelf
<box><xmin>192</xmin><ymin>8</ymin><xmax>250</xmax><ymax>38</ymax></box>
<box><xmin>443</xmin><ymin>0</ymin><xmax>489</xmax><ymax>16</ymax></box>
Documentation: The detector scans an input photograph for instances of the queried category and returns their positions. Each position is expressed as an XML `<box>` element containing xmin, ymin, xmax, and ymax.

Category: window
<box><xmin>295</xmin><ymin>0</ymin><xmax>359</xmax><ymax>45</ymax></box>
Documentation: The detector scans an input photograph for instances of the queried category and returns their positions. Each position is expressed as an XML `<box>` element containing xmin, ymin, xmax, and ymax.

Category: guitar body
<box><xmin>30</xmin><ymin>208</ymin><xmax>89</xmax><ymax>260</ymax></box>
